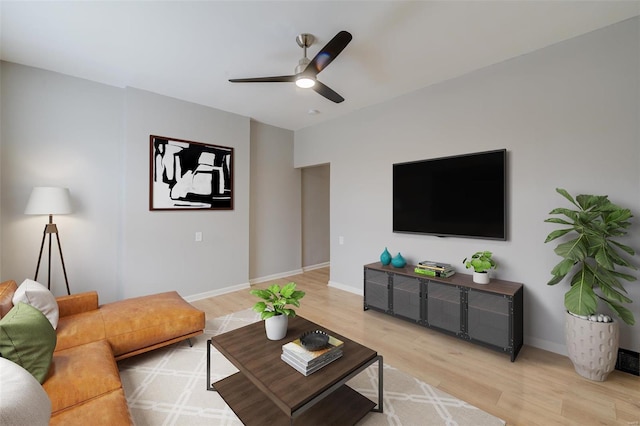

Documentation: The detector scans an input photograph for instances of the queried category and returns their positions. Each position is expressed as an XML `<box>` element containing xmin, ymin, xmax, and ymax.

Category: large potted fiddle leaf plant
<box><xmin>545</xmin><ymin>188</ymin><xmax>637</xmax><ymax>381</ymax></box>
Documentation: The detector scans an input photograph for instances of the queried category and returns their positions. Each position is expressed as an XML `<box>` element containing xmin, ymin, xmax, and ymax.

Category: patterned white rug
<box><xmin>118</xmin><ymin>309</ymin><xmax>505</xmax><ymax>426</ymax></box>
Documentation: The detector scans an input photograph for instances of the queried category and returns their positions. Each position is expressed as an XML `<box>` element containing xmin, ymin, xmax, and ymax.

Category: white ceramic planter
<box><xmin>565</xmin><ymin>311</ymin><xmax>619</xmax><ymax>381</ymax></box>
<box><xmin>473</xmin><ymin>271</ymin><xmax>490</xmax><ymax>284</ymax></box>
<box><xmin>264</xmin><ymin>314</ymin><xmax>288</xmax><ymax>340</ymax></box>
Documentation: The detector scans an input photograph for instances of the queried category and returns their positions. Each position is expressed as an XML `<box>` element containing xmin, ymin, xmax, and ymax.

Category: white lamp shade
<box><xmin>24</xmin><ymin>187</ymin><xmax>72</xmax><ymax>215</ymax></box>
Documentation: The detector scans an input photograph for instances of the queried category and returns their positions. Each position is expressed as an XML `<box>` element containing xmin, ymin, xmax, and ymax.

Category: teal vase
<box><xmin>380</xmin><ymin>247</ymin><xmax>392</xmax><ymax>265</ymax></box>
<box><xmin>391</xmin><ymin>252</ymin><xmax>406</xmax><ymax>268</ymax></box>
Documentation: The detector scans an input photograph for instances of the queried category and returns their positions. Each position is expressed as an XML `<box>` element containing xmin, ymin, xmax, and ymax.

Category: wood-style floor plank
<box><xmin>191</xmin><ymin>267</ymin><xmax>640</xmax><ymax>425</ymax></box>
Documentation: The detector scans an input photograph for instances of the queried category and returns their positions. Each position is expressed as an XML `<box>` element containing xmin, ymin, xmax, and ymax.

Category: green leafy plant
<box><xmin>544</xmin><ymin>188</ymin><xmax>637</xmax><ymax>325</ymax></box>
<box><xmin>463</xmin><ymin>251</ymin><xmax>497</xmax><ymax>273</ymax></box>
<box><xmin>250</xmin><ymin>282</ymin><xmax>305</xmax><ymax>320</ymax></box>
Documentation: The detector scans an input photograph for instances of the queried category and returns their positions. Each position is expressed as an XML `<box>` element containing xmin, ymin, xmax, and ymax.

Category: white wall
<box><xmin>1</xmin><ymin>63</ymin><xmax>296</xmax><ymax>304</ymax></box>
<box><xmin>0</xmin><ymin>62</ymin><xmax>124</xmax><ymax>301</ymax></box>
<box><xmin>0</xmin><ymin>59</ymin><xmax>3</xmax><ymax>277</ymax></box>
<box><xmin>249</xmin><ymin>120</ymin><xmax>301</xmax><ymax>282</ymax></box>
<box><xmin>120</xmin><ymin>88</ymin><xmax>250</xmax><ymax>300</ymax></box>
<box><xmin>294</xmin><ymin>18</ymin><xmax>640</xmax><ymax>353</ymax></box>
<box><xmin>302</xmin><ymin>164</ymin><xmax>330</xmax><ymax>268</ymax></box>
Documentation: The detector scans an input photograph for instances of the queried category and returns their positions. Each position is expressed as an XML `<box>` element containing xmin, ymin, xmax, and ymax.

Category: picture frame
<box><xmin>150</xmin><ymin>135</ymin><xmax>234</xmax><ymax>210</ymax></box>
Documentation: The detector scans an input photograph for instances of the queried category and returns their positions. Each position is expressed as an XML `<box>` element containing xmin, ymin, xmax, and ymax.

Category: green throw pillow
<box><xmin>0</xmin><ymin>302</ymin><xmax>57</xmax><ymax>383</ymax></box>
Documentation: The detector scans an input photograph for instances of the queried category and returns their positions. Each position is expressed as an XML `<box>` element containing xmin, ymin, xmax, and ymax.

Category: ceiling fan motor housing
<box><xmin>295</xmin><ymin>33</ymin><xmax>314</xmax><ymax>74</ymax></box>
<box><xmin>295</xmin><ymin>57</ymin><xmax>311</xmax><ymax>75</ymax></box>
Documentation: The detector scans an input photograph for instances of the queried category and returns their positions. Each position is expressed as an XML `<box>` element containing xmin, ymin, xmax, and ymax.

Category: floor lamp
<box><xmin>25</xmin><ymin>187</ymin><xmax>72</xmax><ymax>295</ymax></box>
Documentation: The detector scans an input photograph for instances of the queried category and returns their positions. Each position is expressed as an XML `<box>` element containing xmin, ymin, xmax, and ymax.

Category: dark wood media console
<box><xmin>364</xmin><ymin>262</ymin><xmax>524</xmax><ymax>361</ymax></box>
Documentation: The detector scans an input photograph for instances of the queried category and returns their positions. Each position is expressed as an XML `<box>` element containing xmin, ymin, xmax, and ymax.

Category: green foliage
<box><xmin>463</xmin><ymin>251</ymin><xmax>497</xmax><ymax>273</ymax></box>
<box><xmin>249</xmin><ymin>282</ymin><xmax>305</xmax><ymax>320</ymax></box>
<box><xmin>545</xmin><ymin>188</ymin><xmax>637</xmax><ymax>325</ymax></box>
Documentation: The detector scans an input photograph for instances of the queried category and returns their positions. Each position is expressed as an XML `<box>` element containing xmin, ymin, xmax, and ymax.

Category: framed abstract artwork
<box><xmin>150</xmin><ymin>135</ymin><xmax>234</xmax><ymax>210</ymax></box>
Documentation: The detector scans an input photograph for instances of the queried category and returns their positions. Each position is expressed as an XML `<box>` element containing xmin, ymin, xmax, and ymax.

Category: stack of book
<box><xmin>281</xmin><ymin>334</ymin><xmax>344</xmax><ymax>376</ymax></box>
<box><xmin>414</xmin><ymin>260</ymin><xmax>456</xmax><ymax>278</ymax></box>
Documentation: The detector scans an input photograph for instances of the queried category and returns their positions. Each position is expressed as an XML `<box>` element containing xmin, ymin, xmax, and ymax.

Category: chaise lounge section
<box><xmin>0</xmin><ymin>279</ymin><xmax>206</xmax><ymax>425</ymax></box>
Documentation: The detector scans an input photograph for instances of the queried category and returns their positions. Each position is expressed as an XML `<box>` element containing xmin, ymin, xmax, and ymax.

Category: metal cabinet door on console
<box><xmin>364</xmin><ymin>268</ymin><xmax>390</xmax><ymax>312</ymax></box>
<box><xmin>426</xmin><ymin>281</ymin><xmax>462</xmax><ymax>335</ymax></box>
<box><xmin>392</xmin><ymin>274</ymin><xmax>421</xmax><ymax>322</ymax></box>
<box><xmin>467</xmin><ymin>289</ymin><xmax>510</xmax><ymax>349</ymax></box>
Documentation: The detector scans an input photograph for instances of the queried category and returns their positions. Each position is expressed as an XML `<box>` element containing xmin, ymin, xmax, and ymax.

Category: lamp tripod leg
<box><xmin>34</xmin><ymin>225</ymin><xmax>47</xmax><ymax>284</ymax></box>
<box><xmin>47</xmin><ymin>232</ymin><xmax>52</xmax><ymax>291</ymax></box>
<box><xmin>54</xmin><ymin>233</ymin><xmax>71</xmax><ymax>296</ymax></box>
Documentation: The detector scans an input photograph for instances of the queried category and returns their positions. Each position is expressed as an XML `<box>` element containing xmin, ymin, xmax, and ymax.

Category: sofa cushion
<box><xmin>55</xmin><ymin>310</ymin><xmax>106</xmax><ymax>352</ymax></box>
<box><xmin>56</xmin><ymin>291</ymin><xmax>99</xmax><ymax>317</ymax></box>
<box><xmin>49</xmin><ymin>388</ymin><xmax>132</xmax><ymax>426</ymax></box>
<box><xmin>43</xmin><ymin>339</ymin><xmax>123</xmax><ymax>414</ymax></box>
<box><xmin>0</xmin><ymin>357</ymin><xmax>52</xmax><ymax>426</ymax></box>
<box><xmin>0</xmin><ymin>280</ymin><xmax>18</xmax><ymax>319</ymax></box>
<box><xmin>100</xmin><ymin>291</ymin><xmax>205</xmax><ymax>358</ymax></box>
<box><xmin>0</xmin><ymin>302</ymin><xmax>57</xmax><ymax>383</ymax></box>
<box><xmin>13</xmin><ymin>279</ymin><xmax>59</xmax><ymax>329</ymax></box>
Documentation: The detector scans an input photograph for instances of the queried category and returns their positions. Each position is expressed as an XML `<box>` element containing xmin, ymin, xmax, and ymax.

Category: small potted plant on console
<box><xmin>463</xmin><ymin>251</ymin><xmax>497</xmax><ymax>284</ymax></box>
<box><xmin>250</xmin><ymin>282</ymin><xmax>305</xmax><ymax>340</ymax></box>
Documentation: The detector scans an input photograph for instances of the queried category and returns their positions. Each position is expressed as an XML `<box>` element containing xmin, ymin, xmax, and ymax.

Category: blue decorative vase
<box><xmin>391</xmin><ymin>252</ymin><xmax>406</xmax><ymax>268</ymax></box>
<box><xmin>380</xmin><ymin>247</ymin><xmax>392</xmax><ymax>266</ymax></box>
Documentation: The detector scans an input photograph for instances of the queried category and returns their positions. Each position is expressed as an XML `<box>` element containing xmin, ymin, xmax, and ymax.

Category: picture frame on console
<box><xmin>149</xmin><ymin>135</ymin><xmax>234</xmax><ymax>211</ymax></box>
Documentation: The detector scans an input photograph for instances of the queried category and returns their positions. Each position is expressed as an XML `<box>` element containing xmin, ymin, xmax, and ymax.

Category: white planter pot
<box><xmin>264</xmin><ymin>314</ymin><xmax>288</xmax><ymax>340</ymax></box>
<box><xmin>565</xmin><ymin>311</ymin><xmax>619</xmax><ymax>381</ymax></box>
<box><xmin>473</xmin><ymin>271</ymin><xmax>490</xmax><ymax>284</ymax></box>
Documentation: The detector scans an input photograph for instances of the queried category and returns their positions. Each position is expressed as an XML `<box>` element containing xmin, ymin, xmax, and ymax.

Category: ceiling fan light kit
<box><xmin>229</xmin><ymin>31</ymin><xmax>352</xmax><ymax>103</ymax></box>
<box><xmin>295</xmin><ymin>77</ymin><xmax>315</xmax><ymax>89</ymax></box>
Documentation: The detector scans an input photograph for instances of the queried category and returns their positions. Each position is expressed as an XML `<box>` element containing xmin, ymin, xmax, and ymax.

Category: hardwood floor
<box><xmin>191</xmin><ymin>267</ymin><xmax>640</xmax><ymax>426</ymax></box>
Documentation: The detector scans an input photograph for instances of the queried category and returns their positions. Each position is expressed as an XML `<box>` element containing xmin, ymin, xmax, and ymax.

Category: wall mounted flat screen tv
<box><xmin>393</xmin><ymin>149</ymin><xmax>507</xmax><ymax>240</ymax></box>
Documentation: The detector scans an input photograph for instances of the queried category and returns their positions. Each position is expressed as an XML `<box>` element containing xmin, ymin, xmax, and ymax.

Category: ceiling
<box><xmin>1</xmin><ymin>1</ymin><xmax>639</xmax><ymax>131</ymax></box>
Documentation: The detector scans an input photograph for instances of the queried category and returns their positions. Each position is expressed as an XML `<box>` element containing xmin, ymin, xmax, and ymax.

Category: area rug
<box><xmin>118</xmin><ymin>309</ymin><xmax>505</xmax><ymax>426</ymax></box>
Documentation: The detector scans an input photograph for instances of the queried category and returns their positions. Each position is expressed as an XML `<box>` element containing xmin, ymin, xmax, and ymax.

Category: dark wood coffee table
<box><xmin>206</xmin><ymin>316</ymin><xmax>383</xmax><ymax>425</ymax></box>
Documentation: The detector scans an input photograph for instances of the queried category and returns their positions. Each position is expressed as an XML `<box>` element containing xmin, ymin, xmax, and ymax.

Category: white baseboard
<box><xmin>249</xmin><ymin>268</ymin><xmax>304</xmax><ymax>286</ymax></box>
<box><xmin>185</xmin><ymin>266</ymin><xmax>326</xmax><ymax>302</ymax></box>
<box><xmin>302</xmin><ymin>262</ymin><xmax>330</xmax><ymax>272</ymax></box>
<box><xmin>184</xmin><ymin>282</ymin><xmax>250</xmax><ymax>302</ymax></box>
<box><xmin>328</xmin><ymin>280</ymin><xmax>363</xmax><ymax>296</ymax></box>
<box><xmin>526</xmin><ymin>336</ymin><xmax>567</xmax><ymax>356</ymax></box>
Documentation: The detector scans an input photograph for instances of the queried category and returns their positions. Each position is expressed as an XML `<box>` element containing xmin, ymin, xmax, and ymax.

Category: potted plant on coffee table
<box><xmin>463</xmin><ymin>251</ymin><xmax>497</xmax><ymax>284</ymax></box>
<box><xmin>250</xmin><ymin>282</ymin><xmax>305</xmax><ymax>340</ymax></box>
<box><xmin>545</xmin><ymin>188</ymin><xmax>637</xmax><ymax>381</ymax></box>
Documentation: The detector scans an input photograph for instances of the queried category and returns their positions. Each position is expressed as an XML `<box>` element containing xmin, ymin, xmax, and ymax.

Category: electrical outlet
<box><xmin>339</xmin><ymin>236</ymin><xmax>344</xmax><ymax>245</ymax></box>
<box><xmin>195</xmin><ymin>232</ymin><xmax>203</xmax><ymax>242</ymax></box>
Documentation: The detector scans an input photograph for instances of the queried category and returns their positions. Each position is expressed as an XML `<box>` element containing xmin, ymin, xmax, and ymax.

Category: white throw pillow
<box><xmin>12</xmin><ymin>279</ymin><xmax>59</xmax><ymax>329</ymax></box>
<box><xmin>0</xmin><ymin>357</ymin><xmax>52</xmax><ymax>426</ymax></box>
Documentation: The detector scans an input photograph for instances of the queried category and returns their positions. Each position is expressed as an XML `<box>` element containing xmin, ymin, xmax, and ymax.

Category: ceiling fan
<box><xmin>229</xmin><ymin>31</ymin><xmax>352</xmax><ymax>103</ymax></box>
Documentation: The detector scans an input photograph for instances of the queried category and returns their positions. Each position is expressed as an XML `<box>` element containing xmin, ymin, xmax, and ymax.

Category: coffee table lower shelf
<box><xmin>214</xmin><ymin>372</ymin><xmax>376</xmax><ymax>426</ymax></box>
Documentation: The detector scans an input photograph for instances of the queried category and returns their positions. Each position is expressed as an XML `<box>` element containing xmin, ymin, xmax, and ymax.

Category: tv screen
<box><xmin>393</xmin><ymin>149</ymin><xmax>506</xmax><ymax>240</ymax></box>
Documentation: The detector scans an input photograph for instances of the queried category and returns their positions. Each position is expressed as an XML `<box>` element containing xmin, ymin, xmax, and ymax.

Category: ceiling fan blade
<box><xmin>312</xmin><ymin>81</ymin><xmax>345</xmax><ymax>103</ymax></box>
<box><xmin>229</xmin><ymin>75</ymin><xmax>296</xmax><ymax>83</ymax></box>
<box><xmin>305</xmin><ymin>31</ymin><xmax>352</xmax><ymax>76</ymax></box>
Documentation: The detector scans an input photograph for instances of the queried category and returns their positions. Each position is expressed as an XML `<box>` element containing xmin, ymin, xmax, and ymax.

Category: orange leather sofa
<box><xmin>0</xmin><ymin>280</ymin><xmax>205</xmax><ymax>425</ymax></box>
